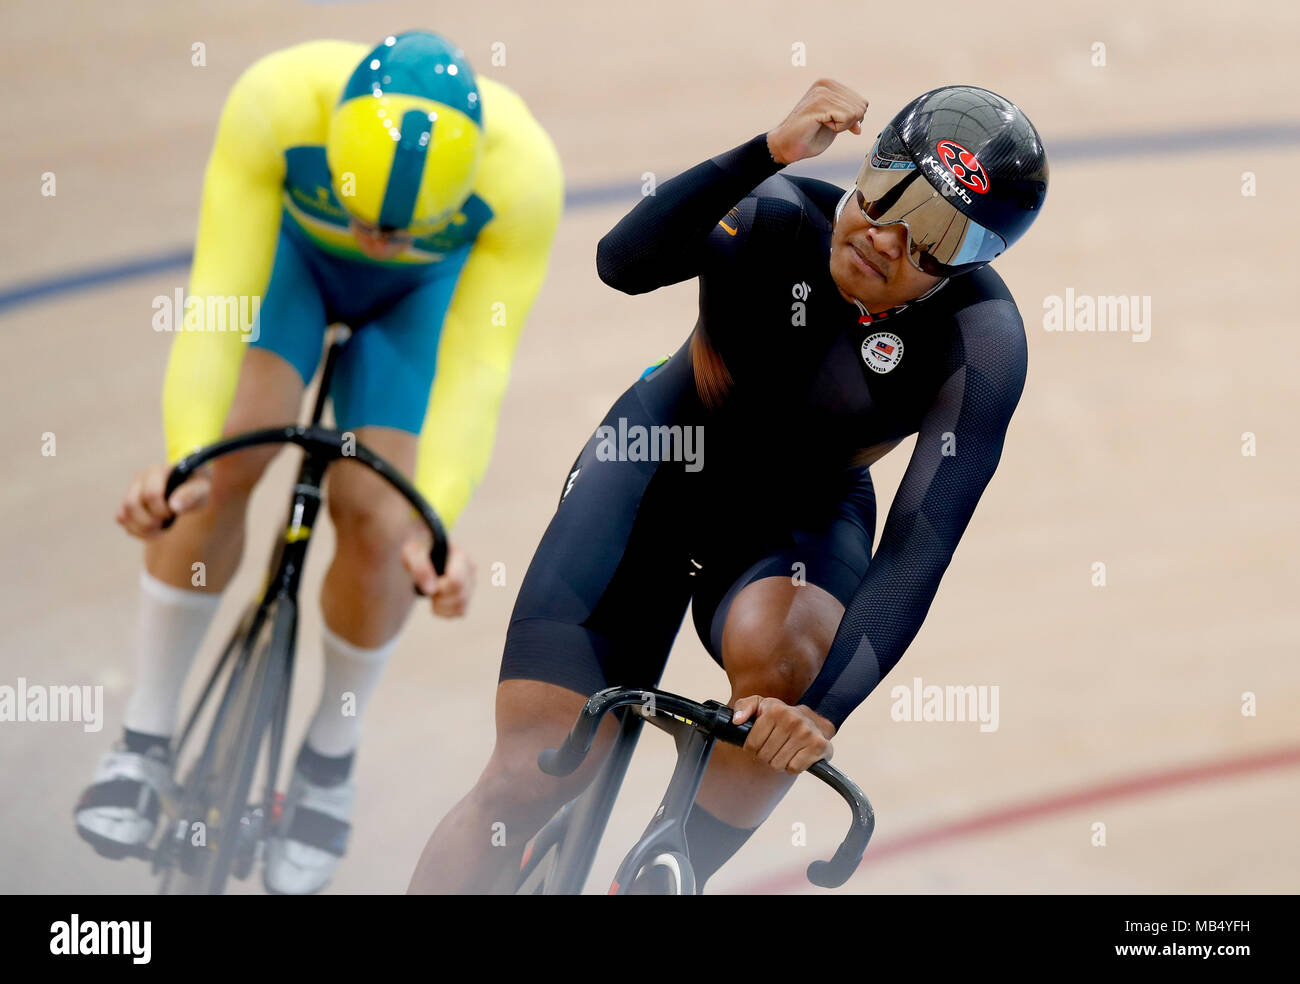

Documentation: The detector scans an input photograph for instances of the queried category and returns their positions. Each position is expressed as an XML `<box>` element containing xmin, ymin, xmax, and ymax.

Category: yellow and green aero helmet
<box><xmin>327</xmin><ymin>31</ymin><xmax>484</xmax><ymax>235</ymax></box>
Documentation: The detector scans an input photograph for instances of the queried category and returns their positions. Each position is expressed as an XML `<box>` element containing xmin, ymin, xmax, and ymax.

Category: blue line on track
<box><xmin>3</xmin><ymin>122</ymin><xmax>1297</xmax><ymax>316</ymax></box>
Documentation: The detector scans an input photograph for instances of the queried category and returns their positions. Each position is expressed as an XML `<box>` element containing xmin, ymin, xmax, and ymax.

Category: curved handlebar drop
<box><xmin>805</xmin><ymin>761</ymin><xmax>875</xmax><ymax>888</ymax></box>
<box><xmin>161</xmin><ymin>426</ymin><xmax>448</xmax><ymax>576</ymax></box>
<box><xmin>536</xmin><ymin>687</ymin><xmax>639</xmax><ymax>777</ymax></box>
<box><xmin>537</xmin><ymin>686</ymin><xmax>874</xmax><ymax>889</ymax></box>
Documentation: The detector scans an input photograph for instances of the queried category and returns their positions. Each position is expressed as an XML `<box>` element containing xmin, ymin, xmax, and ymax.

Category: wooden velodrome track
<box><xmin>2</xmin><ymin>0</ymin><xmax>1297</xmax><ymax>893</ymax></box>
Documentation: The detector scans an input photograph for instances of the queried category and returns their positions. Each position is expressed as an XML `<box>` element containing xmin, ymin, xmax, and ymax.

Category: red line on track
<box><xmin>735</xmin><ymin>743</ymin><xmax>1300</xmax><ymax>895</ymax></box>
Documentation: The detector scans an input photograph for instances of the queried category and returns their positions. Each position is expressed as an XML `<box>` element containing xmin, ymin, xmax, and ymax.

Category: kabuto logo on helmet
<box><xmin>918</xmin><ymin>154</ymin><xmax>974</xmax><ymax>206</ymax></box>
<box><xmin>935</xmin><ymin>140</ymin><xmax>989</xmax><ymax>194</ymax></box>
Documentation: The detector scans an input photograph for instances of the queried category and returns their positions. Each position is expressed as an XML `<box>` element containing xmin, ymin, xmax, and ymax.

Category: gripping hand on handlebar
<box><xmin>730</xmin><ymin>696</ymin><xmax>836</xmax><ymax>774</ymax></box>
<box><xmin>403</xmin><ymin>536</ymin><xmax>476</xmax><ymax>618</ymax></box>
<box><xmin>115</xmin><ymin>462</ymin><xmax>211</xmax><ymax>538</ymax></box>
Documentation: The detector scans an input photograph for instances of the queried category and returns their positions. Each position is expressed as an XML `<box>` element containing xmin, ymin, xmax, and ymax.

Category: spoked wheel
<box><xmin>621</xmin><ymin>851</ymin><xmax>695</xmax><ymax>895</ymax></box>
<box><xmin>157</xmin><ymin>601</ymin><xmax>295</xmax><ymax>895</ymax></box>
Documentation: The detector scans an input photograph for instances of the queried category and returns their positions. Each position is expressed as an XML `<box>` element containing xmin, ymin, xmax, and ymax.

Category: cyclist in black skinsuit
<box><xmin>409</xmin><ymin>80</ymin><xmax>1049</xmax><ymax>894</ymax></box>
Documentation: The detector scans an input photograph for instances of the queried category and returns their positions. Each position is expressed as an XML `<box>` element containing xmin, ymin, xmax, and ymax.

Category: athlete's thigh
<box><xmin>245</xmin><ymin>225</ymin><xmax>330</xmax><ymax>390</ymax></box>
<box><xmin>501</xmin><ymin>386</ymin><xmax>694</xmax><ymax>700</ymax></box>
<box><xmin>221</xmin><ymin>348</ymin><xmax>308</xmax><ymax>435</ymax></box>
<box><xmin>330</xmin><ymin>260</ymin><xmax>464</xmax><ymax>436</ymax></box>
<box><xmin>205</xmin><ymin>348</ymin><xmax>310</xmax><ymax>493</ymax></box>
<box><xmin>692</xmin><ymin>466</ymin><xmax>877</xmax><ymax>671</ymax></box>
<box><xmin>214</xmin><ymin>228</ymin><xmax>328</xmax><ymax>480</ymax></box>
<box><xmin>721</xmin><ymin>576</ymin><xmax>844</xmax><ymax>669</ymax></box>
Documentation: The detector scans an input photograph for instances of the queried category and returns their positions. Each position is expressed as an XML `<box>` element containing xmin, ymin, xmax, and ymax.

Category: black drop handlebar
<box><xmin>539</xmin><ymin>685</ymin><xmax>875</xmax><ymax>889</ymax></box>
<box><xmin>161</xmin><ymin>425</ymin><xmax>448</xmax><ymax>576</ymax></box>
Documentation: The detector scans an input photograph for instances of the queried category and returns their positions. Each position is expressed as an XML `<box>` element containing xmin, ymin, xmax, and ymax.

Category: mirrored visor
<box><xmin>853</xmin><ymin>129</ymin><xmax>1005</xmax><ymax>276</ymax></box>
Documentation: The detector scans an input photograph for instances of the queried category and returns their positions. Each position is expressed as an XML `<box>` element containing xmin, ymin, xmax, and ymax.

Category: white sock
<box><xmin>122</xmin><ymin>571</ymin><xmax>223</xmax><ymax>738</ymax></box>
<box><xmin>304</xmin><ymin>624</ymin><xmax>397</xmax><ymax>757</ymax></box>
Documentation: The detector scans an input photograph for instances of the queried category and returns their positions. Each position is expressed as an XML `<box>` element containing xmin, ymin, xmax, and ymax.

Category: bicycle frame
<box><xmin>161</xmin><ymin>404</ymin><xmax>331</xmax><ymax>889</ymax></box>
<box><xmin>154</xmin><ymin>329</ymin><xmax>448</xmax><ymax>893</ymax></box>
<box><xmin>524</xmin><ymin>708</ymin><xmax>645</xmax><ymax>894</ymax></box>
<box><xmin>607</xmin><ymin>711</ymin><xmax>719</xmax><ymax>894</ymax></box>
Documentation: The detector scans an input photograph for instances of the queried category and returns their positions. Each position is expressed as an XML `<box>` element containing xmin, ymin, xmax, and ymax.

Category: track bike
<box><xmin>138</xmin><ymin>329</ymin><xmax>448</xmax><ymax>894</ymax></box>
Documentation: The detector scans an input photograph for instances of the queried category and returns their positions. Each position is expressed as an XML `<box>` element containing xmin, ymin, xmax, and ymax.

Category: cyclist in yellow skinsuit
<box><xmin>74</xmin><ymin>31</ymin><xmax>563</xmax><ymax>893</ymax></box>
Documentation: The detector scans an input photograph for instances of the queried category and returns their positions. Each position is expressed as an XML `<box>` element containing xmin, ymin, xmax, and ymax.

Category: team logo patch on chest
<box><xmin>861</xmin><ymin>331</ymin><xmax>904</xmax><ymax>373</ymax></box>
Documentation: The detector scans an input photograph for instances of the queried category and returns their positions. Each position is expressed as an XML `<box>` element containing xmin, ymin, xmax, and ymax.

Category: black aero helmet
<box><xmin>852</xmin><ymin>85</ymin><xmax>1049</xmax><ymax>276</ymax></box>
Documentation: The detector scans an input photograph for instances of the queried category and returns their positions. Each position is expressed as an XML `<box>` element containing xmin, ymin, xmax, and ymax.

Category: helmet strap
<box><xmin>853</xmin><ymin>277</ymin><xmax>949</xmax><ymax>325</ymax></box>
